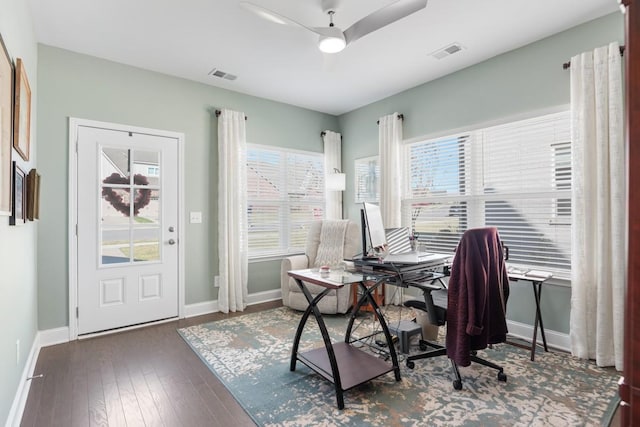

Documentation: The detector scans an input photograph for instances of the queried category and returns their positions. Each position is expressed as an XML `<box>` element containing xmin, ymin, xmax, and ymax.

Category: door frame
<box><xmin>68</xmin><ymin>117</ymin><xmax>186</xmax><ymax>340</ymax></box>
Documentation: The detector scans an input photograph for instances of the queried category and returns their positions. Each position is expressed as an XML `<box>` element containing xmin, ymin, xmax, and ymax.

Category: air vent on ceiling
<box><xmin>429</xmin><ymin>43</ymin><xmax>464</xmax><ymax>60</ymax></box>
<box><xmin>208</xmin><ymin>68</ymin><xmax>237</xmax><ymax>81</ymax></box>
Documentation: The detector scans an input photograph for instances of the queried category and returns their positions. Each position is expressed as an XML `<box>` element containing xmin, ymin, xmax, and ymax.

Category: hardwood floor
<box><xmin>20</xmin><ymin>301</ymin><xmax>282</xmax><ymax>427</ymax></box>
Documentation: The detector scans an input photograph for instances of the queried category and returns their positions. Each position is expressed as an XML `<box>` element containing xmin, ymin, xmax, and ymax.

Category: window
<box><xmin>246</xmin><ymin>144</ymin><xmax>325</xmax><ymax>257</ymax></box>
<box><xmin>552</xmin><ymin>141</ymin><xmax>571</xmax><ymax>221</ymax></box>
<box><xmin>402</xmin><ymin>111</ymin><xmax>571</xmax><ymax>278</ymax></box>
<box><xmin>354</xmin><ymin>156</ymin><xmax>380</xmax><ymax>202</ymax></box>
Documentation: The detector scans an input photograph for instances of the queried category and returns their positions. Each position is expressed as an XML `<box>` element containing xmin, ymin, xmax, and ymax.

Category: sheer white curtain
<box><xmin>570</xmin><ymin>42</ymin><xmax>625</xmax><ymax>370</ymax></box>
<box><xmin>378</xmin><ymin>113</ymin><xmax>403</xmax><ymax>228</ymax></box>
<box><xmin>379</xmin><ymin>113</ymin><xmax>404</xmax><ymax>304</ymax></box>
<box><xmin>217</xmin><ymin>109</ymin><xmax>248</xmax><ymax>313</ymax></box>
<box><xmin>323</xmin><ymin>130</ymin><xmax>343</xmax><ymax>220</ymax></box>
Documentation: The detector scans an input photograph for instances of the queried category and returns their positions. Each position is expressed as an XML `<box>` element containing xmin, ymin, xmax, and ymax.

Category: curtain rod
<box><xmin>320</xmin><ymin>131</ymin><xmax>342</xmax><ymax>139</ymax></box>
<box><xmin>562</xmin><ymin>45</ymin><xmax>625</xmax><ymax>70</ymax></box>
<box><xmin>215</xmin><ymin>109</ymin><xmax>248</xmax><ymax>120</ymax></box>
<box><xmin>376</xmin><ymin>113</ymin><xmax>404</xmax><ymax>125</ymax></box>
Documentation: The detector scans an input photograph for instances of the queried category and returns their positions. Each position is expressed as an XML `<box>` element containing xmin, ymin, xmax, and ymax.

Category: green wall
<box><xmin>0</xmin><ymin>0</ymin><xmax>38</xmax><ymax>423</ymax></box>
<box><xmin>337</xmin><ymin>13</ymin><xmax>624</xmax><ymax>333</ymax></box>
<box><xmin>36</xmin><ymin>45</ymin><xmax>338</xmax><ymax>330</ymax></box>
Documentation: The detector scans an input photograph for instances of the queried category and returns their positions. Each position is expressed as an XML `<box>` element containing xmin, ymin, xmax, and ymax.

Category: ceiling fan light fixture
<box><xmin>317</xmin><ymin>26</ymin><xmax>346</xmax><ymax>53</ymax></box>
<box><xmin>318</xmin><ymin>35</ymin><xmax>346</xmax><ymax>53</ymax></box>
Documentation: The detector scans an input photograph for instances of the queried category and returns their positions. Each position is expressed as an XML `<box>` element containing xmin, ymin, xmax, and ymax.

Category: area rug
<box><xmin>178</xmin><ymin>306</ymin><xmax>619</xmax><ymax>426</ymax></box>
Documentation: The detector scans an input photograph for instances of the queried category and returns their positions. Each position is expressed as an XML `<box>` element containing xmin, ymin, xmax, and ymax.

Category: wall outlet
<box><xmin>16</xmin><ymin>339</ymin><xmax>20</xmax><ymax>365</ymax></box>
<box><xmin>214</xmin><ymin>275</ymin><xmax>220</xmax><ymax>287</ymax></box>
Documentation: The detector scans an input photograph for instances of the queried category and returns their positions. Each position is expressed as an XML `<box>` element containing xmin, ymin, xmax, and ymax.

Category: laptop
<box><xmin>382</xmin><ymin>251</ymin><xmax>447</xmax><ymax>265</ymax></box>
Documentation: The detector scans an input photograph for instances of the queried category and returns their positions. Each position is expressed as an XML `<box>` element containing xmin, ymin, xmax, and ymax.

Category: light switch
<box><xmin>190</xmin><ymin>211</ymin><xmax>202</xmax><ymax>224</ymax></box>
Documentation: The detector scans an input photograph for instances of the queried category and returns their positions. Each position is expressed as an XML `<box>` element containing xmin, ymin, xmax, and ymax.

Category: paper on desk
<box><xmin>525</xmin><ymin>270</ymin><xmax>552</xmax><ymax>279</ymax></box>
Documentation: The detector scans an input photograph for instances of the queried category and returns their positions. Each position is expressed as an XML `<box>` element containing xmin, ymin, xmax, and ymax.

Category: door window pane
<box><xmin>134</xmin><ymin>189</ymin><xmax>159</xmax><ymax>224</ymax></box>
<box><xmin>133</xmin><ymin>150</ymin><xmax>160</xmax><ymax>186</ymax></box>
<box><xmin>132</xmin><ymin>228</ymin><xmax>161</xmax><ymax>262</ymax></box>
<box><xmin>102</xmin><ymin>188</ymin><xmax>132</xmax><ymax>225</ymax></box>
<box><xmin>102</xmin><ymin>228</ymin><xmax>130</xmax><ymax>264</ymax></box>
<box><xmin>101</xmin><ymin>147</ymin><xmax>130</xmax><ymax>182</ymax></box>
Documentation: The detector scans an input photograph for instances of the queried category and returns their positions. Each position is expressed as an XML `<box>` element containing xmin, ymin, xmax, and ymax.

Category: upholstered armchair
<box><xmin>281</xmin><ymin>220</ymin><xmax>361</xmax><ymax>314</ymax></box>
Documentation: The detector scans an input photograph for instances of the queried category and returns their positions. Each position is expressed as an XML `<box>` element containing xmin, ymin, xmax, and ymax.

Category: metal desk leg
<box><xmin>345</xmin><ymin>279</ymin><xmax>401</xmax><ymax>382</ymax></box>
<box><xmin>530</xmin><ymin>280</ymin><xmax>549</xmax><ymax>361</ymax></box>
<box><xmin>290</xmin><ymin>279</ymin><xmax>345</xmax><ymax>409</ymax></box>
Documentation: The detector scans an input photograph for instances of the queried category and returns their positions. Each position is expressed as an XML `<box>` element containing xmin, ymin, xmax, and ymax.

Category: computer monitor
<box><xmin>362</xmin><ymin>202</ymin><xmax>387</xmax><ymax>256</ymax></box>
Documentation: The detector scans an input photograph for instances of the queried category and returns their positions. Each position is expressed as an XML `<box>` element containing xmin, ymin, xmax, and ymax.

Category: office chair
<box><xmin>404</xmin><ymin>227</ymin><xmax>509</xmax><ymax>390</ymax></box>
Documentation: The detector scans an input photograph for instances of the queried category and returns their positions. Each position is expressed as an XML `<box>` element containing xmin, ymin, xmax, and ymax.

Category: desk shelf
<box><xmin>298</xmin><ymin>342</ymin><xmax>395</xmax><ymax>390</ymax></box>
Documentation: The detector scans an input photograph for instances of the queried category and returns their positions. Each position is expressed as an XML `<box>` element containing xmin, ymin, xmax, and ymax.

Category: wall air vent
<box><xmin>208</xmin><ymin>68</ymin><xmax>238</xmax><ymax>81</ymax></box>
<box><xmin>429</xmin><ymin>43</ymin><xmax>464</xmax><ymax>60</ymax></box>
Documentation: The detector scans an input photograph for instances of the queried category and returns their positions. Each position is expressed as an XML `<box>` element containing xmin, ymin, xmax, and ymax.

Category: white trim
<box><xmin>184</xmin><ymin>289</ymin><xmax>283</xmax><ymax>318</ymax></box>
<box><xmin>506</xmin><ymin>319</ymin><xmax>571</xmax><ymax>352</ymax></box>
<box><xmin>246</xmin><ymin>289</ymin><xmax>282</xmax><ymax>306</ymax></box>
<box><xmin>68</xmin><ymin>117</ymin><xmax>186</xmax><ymax>339</ymax></box>
<box><xmin>184</xmin><ymin>300</ymin><xmax>219</xmax><ymax>318</ymax></box>
<box><xmin>5</xmin><ymin>334</ymin><xmax>40</xmax><ymax>427</ymax></box>
<box><xmin>39</xmin><ymin>327</ymin><xmax>70</xmax><ymax>347</ymax></box>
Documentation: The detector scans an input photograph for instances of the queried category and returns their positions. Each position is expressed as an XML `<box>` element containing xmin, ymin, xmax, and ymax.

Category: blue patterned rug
<box><xmin>178</xmin><ymin>306</ymin><xmax>619</xmax><ymax>426</ymax></box>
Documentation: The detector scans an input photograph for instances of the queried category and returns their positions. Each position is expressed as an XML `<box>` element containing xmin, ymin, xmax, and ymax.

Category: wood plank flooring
<box><xmin>20</xmin><ymin>301</ymin><xmax>282</xmax><ymax>427</ymax></box>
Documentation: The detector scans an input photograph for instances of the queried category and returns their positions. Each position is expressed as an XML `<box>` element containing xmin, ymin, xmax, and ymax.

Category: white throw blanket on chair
<box><xmin>314</xmin><ymin>220</ymin><xmax>349</xmax><ymax>267</ymax></box>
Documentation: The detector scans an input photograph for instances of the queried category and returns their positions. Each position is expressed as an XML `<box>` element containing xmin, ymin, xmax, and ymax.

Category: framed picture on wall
<box><xmin>0</xmin><ymin>34</ymin><xmax>13</xmax><ymax>216</ymax></box>
<box><xmin>26</xmin><ymin>168</ymin><xmax>40</xmax><ymax>220</ymax></box>
<box><xmin>10</xmin><ymin>161</ymin><xmax>25</xmax><ymax>225</ymax></box>
<box><xmin>354</xmin><ymin>156</ymin><xmax>380</xmax><ymax>203</ymax></box>
<box><xmin>13</xmin><ymin>58</ymin><xmax>31</xmax><ymax>161</ymax></box>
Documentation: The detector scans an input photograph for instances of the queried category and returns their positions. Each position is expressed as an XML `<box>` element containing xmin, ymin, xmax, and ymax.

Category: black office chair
<box><xmin>404</xmin><ymin>227</ymin><xmax>509</xmax><ymax>390</ymax></box>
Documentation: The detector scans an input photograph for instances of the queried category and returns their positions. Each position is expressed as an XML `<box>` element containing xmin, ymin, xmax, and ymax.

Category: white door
<box><xmin>76</xmin><ymin>125</ymin><xmax>179</xmax><ymax>335</ymax></box>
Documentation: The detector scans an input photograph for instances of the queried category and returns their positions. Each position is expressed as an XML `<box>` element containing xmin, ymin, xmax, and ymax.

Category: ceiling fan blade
<box><xmin>240</xmin><ymin>2</ymin><xmax>323</xmax><ymax>35</ymax></box>
<box><xmin>343</xmin><ymin>0</ymin><xmax>428</xmax><ymax>45</ymax></box>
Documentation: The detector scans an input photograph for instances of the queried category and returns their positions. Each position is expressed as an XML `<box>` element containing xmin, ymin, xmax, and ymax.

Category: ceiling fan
<box><xmin>240</xmin><ymin>0</ymin><xmax>428</xmax><ymax>54</ymax></box>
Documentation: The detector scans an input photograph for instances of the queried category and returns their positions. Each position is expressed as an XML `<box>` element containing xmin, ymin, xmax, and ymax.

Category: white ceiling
<box><xmin>27</xmin><ymin>0</ymin><xmax>619</xmax><ymax>116</ymax></box>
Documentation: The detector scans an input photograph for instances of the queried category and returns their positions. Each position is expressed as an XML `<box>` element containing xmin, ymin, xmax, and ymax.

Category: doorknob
<box><xmin>168</xmin><ymin>238</ymin><xmax>176</xmax><ymax>245</ymax></box>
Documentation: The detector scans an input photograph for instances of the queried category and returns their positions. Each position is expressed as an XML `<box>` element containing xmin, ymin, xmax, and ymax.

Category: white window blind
<box><xmin>354</xmin><ymin>156</ymin><xmax>380</xmax><ymax>202</ymax></box>
<box><xmin>247</xmin><ymin>144</ymin><xmax>325</xmax><ymax>257</ymax></box>
<box><xmin>402</xmin><ymin>111</ymin><xmax>572</xmax><ymax>278</ymax></box>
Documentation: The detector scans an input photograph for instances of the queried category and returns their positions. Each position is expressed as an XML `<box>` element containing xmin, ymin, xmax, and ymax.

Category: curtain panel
<box><xmin>378</xmin><ymin>113</ymin><xmax>403</xmax><ymax>229</ymax></box>
<box><xmin>218</xmin><ymin>108</ymin><xmax>249</xmax><ymax>313</ymax></box>
<box><xmin>569</xmin><ymin>42</ymin><xmax>625</xmax><ymax>370</ymax></box>
<box><xmin>322</xmin><ymin>130</ymin><xmax>343</xmax><ymax>219</ymax></box>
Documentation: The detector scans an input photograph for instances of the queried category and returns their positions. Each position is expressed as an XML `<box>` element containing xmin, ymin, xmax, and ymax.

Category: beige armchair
<box><xmin>281</xmin><ymin>220</ymin><xmax>361</xmax><ymax>314</ymax></box>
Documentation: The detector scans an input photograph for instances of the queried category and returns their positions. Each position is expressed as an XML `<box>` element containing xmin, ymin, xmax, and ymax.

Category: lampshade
<box><xmin>318</xmin><ymin>27</ymin><xmax>346</xmax><ymax>53</ymax></box>
<box><xmin>326</xmin><ymin>172</ymin><xmax>346</xmax><ymax>191</ymax></box>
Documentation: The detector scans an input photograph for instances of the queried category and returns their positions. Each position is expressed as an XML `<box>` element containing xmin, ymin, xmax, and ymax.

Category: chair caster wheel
<box><xmin>497</xmin><ymin>371</ymin><xmax>507</xmax><ymax>382</ymax></box>
<box><xmin>406</xmin><ymin>360</ymin><xmax>415</xmax><ymax>369</ymax></box>
<box><xmin>453</xmin><ymin>379</ymin><xmax>462</xmax><ymax>390</ymax></box>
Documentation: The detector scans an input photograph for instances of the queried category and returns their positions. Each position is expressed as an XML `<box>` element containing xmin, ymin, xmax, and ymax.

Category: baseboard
<box><xmin>506</xmin><ymin>319</ymin><xmax>570</xmax><ymax>352</ymax></box>
<box><xmin>39</xmin><ymin>326</ymin><xmax>70</xmax><ymax>347</ymax></box>
<box><xmin>246</xmin><ymin>289</ymin><xmax>281</xmax><ymax>306</ymax></box>
<box><xmin>184</xmin><ymin>300</ymin><xmax>219</xmax><ymax>318</ymax></box>
<box><xmin>185</xmin><ymin>289</ymin><xmax>282</xmax><ymax>318</ymax></box>
<box><xmin>5</xmin><ymin>333</ymin><xmax>41</xmax><ymax>427</ymax></box>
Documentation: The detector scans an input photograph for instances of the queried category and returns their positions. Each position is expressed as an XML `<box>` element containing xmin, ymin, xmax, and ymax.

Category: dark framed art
<box><xmin>0</xmin><ymin>34</ymin><xmax>13</xmax><ymax>216</ymax></box>
<box><xmin>13</xmin><ymin>58</ymin><xmax>31</xmax><ymax>161</ymax></box>
<box><xmin>10</xmin><ymin>161</ymin><xmax>25</xmax><ymax>225</ymax></box>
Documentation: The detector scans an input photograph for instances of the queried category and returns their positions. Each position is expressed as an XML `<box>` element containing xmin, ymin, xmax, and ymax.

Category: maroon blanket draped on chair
<box><xmin>445</xmin><ymin>227</ymin><xmax>510</xmax><ymax>367</ymax></box>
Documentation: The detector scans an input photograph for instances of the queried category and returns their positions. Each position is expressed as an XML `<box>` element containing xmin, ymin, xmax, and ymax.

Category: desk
<box><xmin>507</xmin><ymin>270</ymin><xmax>553</xmax><ymax>361</ymax></box>
<box><xmin>351</xmin><ymin>280</ymin><xmax>385</xmax><ymax>312</ymax></box>
<box><xmin>287</xmin><ymin>269</ymin><xmax>401</xmax><ymax>410</ymax></box>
